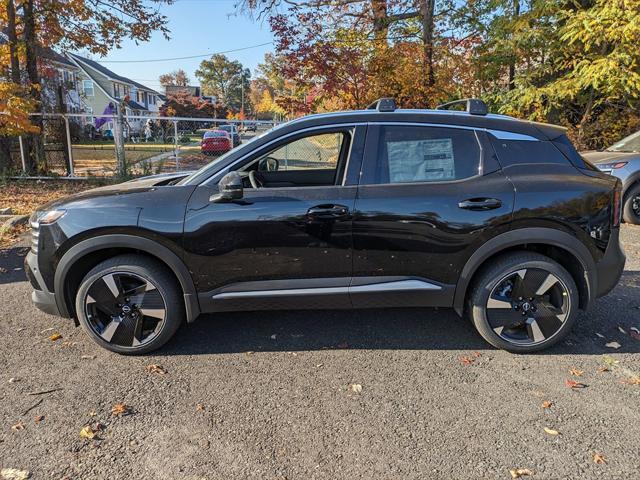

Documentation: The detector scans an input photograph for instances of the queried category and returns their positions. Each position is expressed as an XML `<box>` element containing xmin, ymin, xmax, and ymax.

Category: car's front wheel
<box><xmin>468</xmin><ymin>252</ymin><xmax>578</xmax><ymax>353</ymax></box>
<box><xmin>622</xmin><ymin>183</ymin><xmax>640</xmax><ymax>225</ymax></box>
<box><xmin>75</xmin><ymin>254</ymin><xmax>184</xmax><ymax>354</ymax></box>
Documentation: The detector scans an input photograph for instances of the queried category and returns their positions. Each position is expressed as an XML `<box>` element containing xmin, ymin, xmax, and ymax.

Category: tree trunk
<box><xmin>0</xmin><ymin>0</ymin><xmax>21</xmax><ymax>174</ymax></box>
<box><xmin>371</xmin><ymin>0</ymin><xmax>388</xmax><ymax>44</ymax></box>
<box><xmin>23</xmin><ymin>0</ymin><xmax>44</xmax><ymax>174</ymax></box>
<box><xmin>421</xmin><ymin>0</ymin><xmax>436</xmax><ymax>90</ymax></box>
<box><xmin>508</xmin><ymin>0</ymin><xmax>520</xmax><ymax>90</ymax></box>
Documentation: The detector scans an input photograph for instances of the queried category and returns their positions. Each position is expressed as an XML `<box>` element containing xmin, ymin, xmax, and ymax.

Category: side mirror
<box><xmin>210</xmin><ymin>171</ymin><xmax>243</xmax><ymax>203</ymax></box>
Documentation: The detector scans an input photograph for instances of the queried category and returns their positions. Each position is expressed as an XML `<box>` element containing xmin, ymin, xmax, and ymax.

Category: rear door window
<box><xmin>361</xmin><ymin>125</ymin><xmax>481</xmax><ymax>184</ymax></box>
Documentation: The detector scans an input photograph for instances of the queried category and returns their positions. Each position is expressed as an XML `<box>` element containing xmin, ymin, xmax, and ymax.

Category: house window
<box><xmin>114</xmin><ymin>83</ymin><xmax>120</xmax><ymax>98</ymax></box>
<box><xmin>83</xmin><ymin>80</ymin><xmax>94</xmax><ymax>97</ymax></box>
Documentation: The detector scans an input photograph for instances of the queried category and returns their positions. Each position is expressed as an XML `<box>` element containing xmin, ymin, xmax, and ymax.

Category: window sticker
<box><xmin>387</xmin><ymin>138</ymin><xmax>455</xmax><ymax>182</ymax></box>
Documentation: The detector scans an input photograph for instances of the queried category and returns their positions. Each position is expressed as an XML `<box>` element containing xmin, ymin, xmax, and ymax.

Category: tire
<box><xmin>75</xmin><ymin>254</ymin><xmax>184</xmax><ymax>354</ymax></box>
<box><xmin>467</xmin><ymin>252</ymin><xmax>579</xmax><ymax>353</ymax></box>
<box><xmin>622</xmin><ymin>183</ymin><xmax>640</xmax><ymax>225</ymax></box>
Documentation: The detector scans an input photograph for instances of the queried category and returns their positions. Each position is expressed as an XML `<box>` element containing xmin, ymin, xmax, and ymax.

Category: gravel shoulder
<box><xmin>1</xmin><ymin>227</ymin><xmax>639</xmax><ymax>479</ymax></box>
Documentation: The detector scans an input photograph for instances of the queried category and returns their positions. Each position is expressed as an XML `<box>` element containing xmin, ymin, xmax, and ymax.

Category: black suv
<box><xmin>26</xmin><ymin>98</ymin><xmax>625</xmax><ymax>354</ymax></box>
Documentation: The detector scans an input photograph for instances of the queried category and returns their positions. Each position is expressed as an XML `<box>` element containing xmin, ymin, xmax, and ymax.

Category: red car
<box><xmin>201</xmin><ymin>130</ymin><xmax>232</xmax><ymax>155</ymax></box>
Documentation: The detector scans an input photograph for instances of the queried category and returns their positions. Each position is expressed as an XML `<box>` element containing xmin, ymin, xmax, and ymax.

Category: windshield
<box><xmin>220</xmin><ymin>125</ymin><xmax>235</xmax><ymax>133</ymax></box>
<box><xmin>608</xmin><ymin>130</ymin><xmax>640</xmax><ymax>153</ymax></box>
<box><xmin>176</xmin><ymin>129</ymin><xmax>268</xmax><ymax>186</ymax></box>
<box><xmin>203</xmin><ymin>131</ymin><xmax>227</xmax><ymax>138</ymax></box>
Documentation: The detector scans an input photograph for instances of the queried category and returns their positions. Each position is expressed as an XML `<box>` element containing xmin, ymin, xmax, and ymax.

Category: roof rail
<box><xmin>435</xmin><ymin>98</ymin><xmax>488</xmax><ymax>116</ymax></box>
<box><xmin>366</xmin><ymin>97</ymin><xmax>396</xmax><ymax>112</ymax></box>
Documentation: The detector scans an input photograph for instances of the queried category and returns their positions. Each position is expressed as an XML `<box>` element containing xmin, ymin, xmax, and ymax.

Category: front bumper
<box><xmin>25</xmin><ymin>250</ymin><xmax>62</xmax><ymax>317</ymax></box>
<box><xmin>595</xmin><ymin>228</ymin><xmax>626</xmax><ymax>298</ymax></box>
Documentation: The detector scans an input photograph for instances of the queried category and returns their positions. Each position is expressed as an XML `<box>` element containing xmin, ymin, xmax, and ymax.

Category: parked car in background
<box><xmin>27</xmin><ymin>97</ymin><xmax>625</xmax><ymax>355</ymax></box>
<box><xmin>244</xmin><ymin>121</ymin><xmax>257</xmax><ymax>132</ymax></box>
<box><xmin>219</xmin><ymin>124</ymin><xmax>241</xmax><ymax>147</ymax></box>
<box><xmin>201</xmin><ymin>130</ymin><xmax>232</xmax><ymax>155</ymax></box>
<box><xmin>582</xmin><ymin>130</ymin><xmax>640</xmax><ymax>224</ymax></box>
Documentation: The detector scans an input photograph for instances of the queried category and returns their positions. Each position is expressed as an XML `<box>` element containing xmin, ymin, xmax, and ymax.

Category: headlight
<box><xmin>30</xmin><ymin>209</ymin><xmax>66</xmax><ymax>227</ymax></box>
<box><xmin>599</xmin><ymin>161</ymin><xmax>628</xmax><ymax>170</ymax></box>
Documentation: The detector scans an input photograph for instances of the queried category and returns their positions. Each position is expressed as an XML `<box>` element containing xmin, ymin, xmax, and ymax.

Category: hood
<box><xmin>581</xmin><ymin>150</ymin><xmax>639</xmax><ymax>164</ymax></box>
<box><xmin>37</xmin><ymin>171</ymin><xmax>195</xmax><ymax>211</ymax></box>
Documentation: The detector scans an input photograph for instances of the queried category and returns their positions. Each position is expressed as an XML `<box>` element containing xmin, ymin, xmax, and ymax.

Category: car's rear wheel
<box><xmin>75</xmin><ymin>255</ymin><xmax>184</xmax><ymax>354</ymax></box>
<box><xmin>622</xmin><ymin>183</ymin><xmax>640</xmax><ymax>225</ymax></box>
<box><xmin>468</xmin><ymin>252</ymin><xmax>578</xmax><ymax>353</ymax></box>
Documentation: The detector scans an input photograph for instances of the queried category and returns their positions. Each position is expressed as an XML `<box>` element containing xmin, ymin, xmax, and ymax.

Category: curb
<box><xmin>0</xmin><ymin>214</ymin><xmax>29</xmax><ymax>233</ymax></box>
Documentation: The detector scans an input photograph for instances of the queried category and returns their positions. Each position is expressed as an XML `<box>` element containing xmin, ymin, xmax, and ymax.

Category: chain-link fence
<box><xmin>6</xmin><ymin>113</ymin><xmax>279</xmax><ymax>178</ymax></box>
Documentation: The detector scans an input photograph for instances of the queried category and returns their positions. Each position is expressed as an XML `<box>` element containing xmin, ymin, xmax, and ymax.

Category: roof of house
<box><xmin>67</xmin><ymin>53</ymin><xmax>159</xmax><ymax>95</ymax></box>
<box><xmin>127</xmin><ymin>100</ymin><xmax>148</xmax><ymax>111</ymax></box>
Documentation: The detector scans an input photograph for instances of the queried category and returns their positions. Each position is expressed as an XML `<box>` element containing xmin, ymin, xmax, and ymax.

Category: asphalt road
<box><xmin>1</xmin><ymin>227</ymin><xmax>639</xmax><ymax>479</ymax></box>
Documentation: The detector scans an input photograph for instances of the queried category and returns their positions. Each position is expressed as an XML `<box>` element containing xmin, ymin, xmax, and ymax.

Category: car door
<box><xmin>183</xmin><ymin>124</ymin><xmax>366</xmax><ymax>312</ymax></box>
<box><xmin>350</xmin><ymin>123</ymin><xmax>514</xmax><ymax>308</ymax></box>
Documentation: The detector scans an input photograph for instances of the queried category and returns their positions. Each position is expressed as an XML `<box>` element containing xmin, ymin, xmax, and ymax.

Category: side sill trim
<box><xmin>211</xmin><ymin>279</ymin><xmax>441</xmax><ymax>300</ymax></box>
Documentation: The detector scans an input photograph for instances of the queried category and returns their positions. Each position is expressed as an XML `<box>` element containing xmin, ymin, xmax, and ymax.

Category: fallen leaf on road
<box><xmin>0</xmin><ymin>468</ymin><xmax>31</xmax><ymax>480</ymax></box>
<box><xmin>617</xmin><ymin>326</ymin><xmax>627</xmax><ymax>334</ymax></box>
<box><xmin>544</xmin><ymin>427</ymin><xmax>560</xmax><ymax>436</ymax></box>
<box><xmin>605</xmin><ymin>341</ymin><xmax>621</xmax><ymax>349</ymax></box>
<box><xmin>569</xmin><ymin>368</ymin><xmax>583</xmax><ymax>376</ymax></box>
<box><xmin>79</xmin><ymin>425</ymin><xmax>96</xmax><ymax>440</ymax></box>
<box><xmin>48</xmin><ymin>333</ymin><xmax>62</xmax><ymax>341</ymax></box>
<box><xmin>81</xmin><ymin>355</ymin><xmax>96</xmax><ymax>360</ymax></box>
<box><xmin>350</xmin><ymin>384</ymin><xmax>362</xmax><ymax>393</ymax></box>
<box><xmin>245</xmin><ymin>351</ymin><xmax>254</xmax><ymax>355</ymax></box>
<box><xmin>316</xmin><ymin>363</ymin><xmax>323</xmax><ymax>368</ymax></box>
<box><xmin>619</xmin><ymin>377</ymin><xmax>640</xmax><ymax>385</ymax></box>
<box><xmin>597</xmin><ymin>366</ymin><xmax>610</xmax><ymax>373</ymax></box>
<box><xmin>593</xmin><ymin>453</ymin><xmax>607</xmax><ymax>464</ymax></box>
<box><xmin>8</xmin><ymin>377</ymin><xmax>20</xmax><ymax>383</ymax></box>
<box><xmin>565</xmin><ymin>379</ymin><xmax>587</xmax><ymax>389</ymax></box>
<box><xmin>542</xmin><ymin>401</ymin><xmax>553</xmax><ymax>409</ymax></box>
<box><xmin>630</xmin><ymin>328</ymin><xmax>640</xmax><ymax>341</ymax></box>
<box><xmin>111</xmin><ymin>403</ymin><xmax>132</xmax><ymax>416</ymax></box>
<box><xmin>472</xmin><ymin>351</ymin><xmax>482</xmax><ymax>357</ymax></box>
<box><xmin>509</xmin><ymin>468</ymin><xmax>533</xmax><ymax>478</ymax></box>
<box><xmin>0</xmin><ymin>267</ymin><xmax>7</xmax><ymax>274</ymax></box>
<box><xmin>459</xmin><ymin>355</ymin><xmax>475</xmax><ymax>365</ymax></box>
<box><xmin>146</xmin><ymin>364</ymin><xmax>167</xmax><ymax>375</ymax></box>
<box><xmin>270</xmin><ymin>334</ymin><xmax>277</xmax><ymax>340</ymax></box>
<box><xmin>602</xmin><ymin>355</ymin><xmax>619</xmax><ymax>367</ymax></box>
<box><xmin>595</xmin><ymin>332</ymin><xmax>605</xmax><ymax>338</ymax></box>
<box><xmin>33</xmin><ymin>415</ymin><xmax>44</xmax><ymax>423</ymax></box>
<box><xmin>11</xmin><ymin>422</ymin><xmax>25</xmax><ymax>432</ymax></box>
<box><xmin>196</xmin><ymin>403</ymin><xmax>205</xmax><ymax>412</ymax></box>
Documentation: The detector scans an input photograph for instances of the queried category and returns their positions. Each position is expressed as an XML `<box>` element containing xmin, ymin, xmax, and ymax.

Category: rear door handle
<box><xmin>458</xmin><ymin>198</ymin><xmax>502</xmax><ymax>211</ymax></box>
<box><xmin>307</xmin><ymin>204</ymin><xmax>350</xmax><ymax>218</ymax></box>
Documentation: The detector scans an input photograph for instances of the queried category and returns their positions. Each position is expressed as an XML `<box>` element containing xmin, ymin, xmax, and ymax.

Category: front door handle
<box><xmin>458</xmin><ymin>198</ymin><xmax>502</xmax><ymax>211</ymax></box>
<box><xmin>307</xmin><ymin>204</ymin><xmax>350</xmax><ymax>218</ymax></box>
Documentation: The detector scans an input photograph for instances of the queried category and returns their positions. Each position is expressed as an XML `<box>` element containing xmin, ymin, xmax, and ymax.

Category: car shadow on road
<box><xmin>0</xmin><ymin>246</ymin><xmax>29</xmax><ymax>285</ymax></box>
<box><xmin>163</xmin><ymin>271</ymin><xmax>640</xmax><ymax>356</ymax></box>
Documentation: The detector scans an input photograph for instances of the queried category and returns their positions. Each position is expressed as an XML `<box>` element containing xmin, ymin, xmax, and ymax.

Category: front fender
<box><xmin>54</xmin><ymin>234</ymin><xmax>200</xmax><ymax>322</ymax></box>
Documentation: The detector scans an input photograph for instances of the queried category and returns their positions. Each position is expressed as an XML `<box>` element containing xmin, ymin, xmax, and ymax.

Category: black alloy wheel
<box><xmin>486</xmin><ymin>268</ymin><xmax>570</xmax><ymax>346</ymax></box>
<box><xmin>83</xmin><ymin>271</ymin><xmax>166</xmax><ymax>348</ymax></box>
<box><xmin>75</xmin><ymin>255</ymin><xmax>184</xmax><ymax>354</ymax></box>
<box><xmin>469</xmin><ymin>252</ymin><xmax>578</xmax><ymax>353</ymax></box>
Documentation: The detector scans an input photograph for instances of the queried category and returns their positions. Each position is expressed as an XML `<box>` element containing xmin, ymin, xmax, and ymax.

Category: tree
<box><xmin>159</xmin><ymin>69</ymin><xmax>191</xmax><ymax>87</ymax></box>
<box><xmin>0</xmin><ymin>0</ymin><xmax>172</xmax><ymax>173</ymax></box>
<box><xmin>195</xmin><ymin>54</ymin><xmax>251</xmax><ymax>112</ymax></box>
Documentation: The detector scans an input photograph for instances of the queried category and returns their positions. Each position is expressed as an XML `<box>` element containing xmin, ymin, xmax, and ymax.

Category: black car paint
<box><xmin>26</xmin><ymin>109</ymin><xmax>624</xmax><ymax>325</ymax></box>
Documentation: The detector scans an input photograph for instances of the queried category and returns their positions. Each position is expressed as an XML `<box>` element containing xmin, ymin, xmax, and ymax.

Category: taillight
<box><xmin>613</xmin><ymin>186</ymin><xmax>622</xmax><ymax>227</ymax></box>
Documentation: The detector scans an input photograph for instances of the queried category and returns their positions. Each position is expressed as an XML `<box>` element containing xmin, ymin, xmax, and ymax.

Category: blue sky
<box><xmin>89</xmin><ymin>0</ymin><xmax>275</xmax><ymax>92</ymax></box>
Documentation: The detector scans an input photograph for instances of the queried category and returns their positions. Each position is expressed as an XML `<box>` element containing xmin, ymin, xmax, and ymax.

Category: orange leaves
<box><xmin>593</xmin><ymin>453</ymin><xmax>607</xmax><ymax>464</ymax></box>
<box><xmin>111</xmin><ymin>403</ymin><xmax>132</xmax><ymax>416</ymax></box>
<box><xmin>569</xmin><ymin>367</ymin><xmax>583</xmax><ymax>376</ymax></box>
<box><xmin>48</xmin><ymin>333</ymin><xmax>62</xmax><ymax>341</ymax></box>
<box><xmin>509</xmin><ymin>468</ymin><xmax>533</xmax><ymax>478</ymax></box>
<box><xmin>0</xmin><ymin>82</ymin><xmax>39</xmax><ymax>137</ymax></box>
<box><xmin>145</xmin><ymin>364</ymin><xmax>167</xmax><ymax>375</ymax></box>
<box><xmin>541</xmin><ymin>401</ymin><xmax>553</xmax><ymax>409</ymax></box>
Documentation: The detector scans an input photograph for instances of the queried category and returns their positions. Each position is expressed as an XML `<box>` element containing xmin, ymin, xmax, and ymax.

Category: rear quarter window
<box><xmin>489</xmin><ymin>136</ymin><xmax>571</xmax><ymax>167</ymax></box>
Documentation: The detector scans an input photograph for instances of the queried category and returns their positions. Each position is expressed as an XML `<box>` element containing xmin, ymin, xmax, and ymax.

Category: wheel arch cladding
<box><xmin>453</xmin><ymin>228</ymin><xmax>597</xmax><ymax>316</ymax></box>
<box><xmin>54</xmin><ymin>234</ymin><xmax>200</xmax><ymax>323</ymax></box>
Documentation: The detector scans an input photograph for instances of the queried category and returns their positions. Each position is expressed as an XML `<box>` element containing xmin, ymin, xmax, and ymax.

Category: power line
<box><xmin>98</xmin><ymin>41</ymin><xmax>273</xmax><ymax>63</ymax></box>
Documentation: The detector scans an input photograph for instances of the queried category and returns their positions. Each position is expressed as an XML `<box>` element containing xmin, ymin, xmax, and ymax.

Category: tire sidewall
<box><xmin>623</xmin><ymin>184</ymin><xmax>640</xmax><ymax>225</ymax></box>
<box><xmin>471</xmin><ymin>256</ymin><xmax>579</xmax><ymax>353</ymax></box>
<box><xmin>75</xmin><ymin>260</ymin><xmax>182</xmax><ymax>355</ymax></box>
